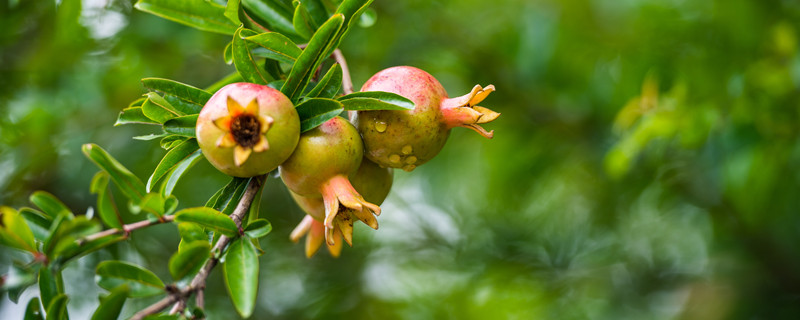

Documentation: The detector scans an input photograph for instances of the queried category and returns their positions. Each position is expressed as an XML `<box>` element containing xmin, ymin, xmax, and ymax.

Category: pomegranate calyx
<box><xmin>320</xmin><ymin>175</ymin><xmax>381</xmax><ymax>246</ymax></box>
<box><xmin>211</xmin><ymin>95</ymin><xmax>276</xmax><ymax>166</ymax></box>
<box><xmin>441</xmin><ymin>84</ymin><xmax>499</xmax><ymax>139</ymax></box>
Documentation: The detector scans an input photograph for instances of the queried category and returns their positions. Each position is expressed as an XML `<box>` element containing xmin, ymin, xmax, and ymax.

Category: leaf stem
<box><xmin>332</xmin><ymin>49</ymin><xmax>354</xmax><ymax>95</ymax></box>
<box><xmin>130</xmin><ymin>175</ymin><xmax>266</xmax><ymax>320</ymax></box>
<box><xmin>80</xmin><ymin>215</ymin><xmax>175</xmax><ymax>244</ymax></box>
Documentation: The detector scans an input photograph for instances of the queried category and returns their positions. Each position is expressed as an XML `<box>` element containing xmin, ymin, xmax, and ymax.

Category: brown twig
<box><xmin>130</xmin><ymin>175</ymin><xmax>266</xmax><ymax>320</ymax></box>
<box><xmin>80</xmin><ymin>215</ymin><xmax>175</xmax><ymax>243</ymax></box>
<box><xmin>332</xmin><ymin>49</ymin><xmax>354</xmax><ymax>95</ymax></box>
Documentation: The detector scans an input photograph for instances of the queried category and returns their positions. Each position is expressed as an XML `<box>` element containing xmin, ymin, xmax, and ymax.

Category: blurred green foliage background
<box><xmin>3</xmin><ymin>0</ymin><xmax>800</xmax><ymax>318</ymax></box>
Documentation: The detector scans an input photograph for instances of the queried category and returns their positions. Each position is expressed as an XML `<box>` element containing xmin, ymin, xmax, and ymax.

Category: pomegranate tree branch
<box><xmin>80</xmin><ymin>215</ymin><xmax>175</xmax><ymax>243</ymax></box>
<box><xmin>332</xmin><ymin>49</ymin><xmax>354</xmax><ymax>95</ymax></box>
<box><xmin>130</xmin><ymin>175</ymin><xmax>266</xmax><ymax>320</ymax></box>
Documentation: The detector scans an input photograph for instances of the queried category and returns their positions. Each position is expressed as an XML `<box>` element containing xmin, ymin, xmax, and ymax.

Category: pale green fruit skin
<box><xmin>197</xmin><ymin>82</ymin><xmax>299</xmax><ymax>177</ymax></box>
<box><xmin>279</xmin><ymin>117</ymin><xmax>363</xmax><ymax>196</ymax></box>
<box><xmin>352</xmin><ymin>66</ymin><xmax>450</xmax><ymax>170</ymax></box>
<box><xmin>290</xmin><ymin>158</ymin><xmax>393</xmax><ymax>221</ymax></box>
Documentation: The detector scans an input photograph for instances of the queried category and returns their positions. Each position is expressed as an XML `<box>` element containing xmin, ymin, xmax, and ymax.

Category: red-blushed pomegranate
<box><xmin>289</xmin><ymin>158</ymin><xmax>393</xmax><ymax>257</ymax></box>
<box><xmin>352</xmin><ymin>66</ymin><xmax>499</xmax><ymax>171</ymax></box>
<box><xmin>196</xmin><ymin>83</ymin><xmax>299</xmax><ymax>177</ymax></box>
<box><xmin>279</xmin><ymin>117</ymin><xmax>382</xmax><ymax>255</ymax></box>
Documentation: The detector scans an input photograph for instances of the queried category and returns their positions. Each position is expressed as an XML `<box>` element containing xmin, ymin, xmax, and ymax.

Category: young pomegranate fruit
<box><xmin>352</xmin><ymin>66</ymin><xmax>499</xmax><ymax>171</ymax></box>
<box><xmin>196</xmin><ymin>83</ymin><xmax>299</xmax><ymax>177</ymax></box>
<box><xmin>279</xmin><ymin>117</ymin><xmax>382</xmax><ymax>255</ymax></box>
<box><xmin>289</xmin><ymin>158</ymin><xmax>393</xmax><ymax>257</ymax></box>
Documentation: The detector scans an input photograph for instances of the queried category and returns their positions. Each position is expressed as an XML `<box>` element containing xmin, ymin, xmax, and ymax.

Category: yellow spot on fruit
<box><xmin>375</xmin><ymin>121</ymin><xmax>387</xmax><ymax>133</ymax></box>
<box><xmin>402</xmin><ymin>145</ymin><xmax>413</xmax><ymax>155</ymax></box>
<box><xmin>389</xmin><ymin>154</ymin><xmax>401</xmax><ymax>163</ymax></box>
<box><xmin>405</xmin><ymin>156</ymin><xmax>417</xmax><ymax>164</ymax></box>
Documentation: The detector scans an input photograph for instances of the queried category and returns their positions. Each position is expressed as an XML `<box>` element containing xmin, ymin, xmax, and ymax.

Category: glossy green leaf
<box><xmin>45</xmin><ymin>294</ymin><xmax>68</xmax><ymax>320</ymax></box>
<box><xmin>147</xmin><ymin>139</ymin><xmax>199</xmax><ymax>192</ymax></box>
<box><xmin>134</xmin><ymin>193</ymin><xmax>166</xmax><ymax>217</ymax></box>
<box><xmin>82</xmin><ymin>144</ymin><xmax>146</xmax><ymax>203</ymax></box>
<box><xmin>47</xmin><ymin>216</ymin><xmax>102</xmax><ymax>259</ymax></box>
<box><xmin>174</xmin><ymin>207</ymin><xmax>238</xmax><ymax>237</ymax></box>
<box><xmin>163</xmin><ymin>149</ymin><xmax>203</xmax><ymax>196</ymax></box>
<box><xmin>244</xmin><ymin>219</ymin><xmax>272</xmax><ymax>238</ymax></box>
<box><xmin>95</xmin><ymin>261</ymin><xmax>165</xmax><ymax>298</ymax></box>
<box><xmin>19</xmin><ymin>207</ymin><xmax>52</xmax><ymax>241</ymax></box>
<box><xmin>178</xmin><ymin>222</ymin><xmax>207</xmax><ymax>252</ymax></box>
<box><xmin>281</xmin><ymin>14</ymin><xmax>344</xmax><ymax>101</ymax></box>
<box><xmin>224</xmin><ymin>237</ymin><xmax>259</xmax><ymax>318</ymax></box>
<box><xmin>132</xmin><ymin>133</ymin><xmax>168</xmax><ymax>141</ymax></box>
<box><xmin>223</xmin><ymin>40</ymin><xmax>233</xmax><ymax>64</ymax></box>
<box><xmin>302</xmin><ymin>0</ymin><xmax>329</xmax><ymax>27</ymax></box>
<box><xmin>295</xmin><ymin>98</ymin><xmax>344</xmax><ymax>132</ymax></box>
<box><xmin>90</xmin><ymin>172</ymin><xmax>122</xmax><ymax>229</ymax></box>
<box><xmin>169</xmin><ymin>240</ymin><xmax>211</xmax><ymax>281</ymax></box>
<box><xmin>225</xmin><ymin>0</ymin><xmax>242</xmax><ymax>25</ymax></box>
<box><xmin>332</xmin><ymin>0</ymin><xmax>373</xmax><ymax>48</ymax></box>
<box><xmin>134</xmin><ymin>0</ymin><xmax>238</xmax><ymax>35</ymax></box>
<box><xmin>58</xmin><ymin>235</ymin><xmax>126</xmax><ymax>265</ymax></box>
<box><xmin>115</xmin><ymin>107</ymin><xmax>159</xmax><ymax>126</ymax></box>
<box><xmin>306</xmin><ymin>63</ymin><xmax>342</xmax><ymax>98</ymax></box>
<box><xmin>205</xmin><ymin>177</ymin><xmax>249</xmax><ymax>215</ymax></box>
<box><xmin>159</xmin><ymin>135</ymin><xmax>189</xmax><ymax>150</ymax></box>
<box><xmin>338</xmin><ymin>91</ymin><xmax>415</xmax><ymax>110</ymax></box>
<box><xmin>162</xmin><ymin>114</ymin><xmax>197</xmax><ymax>138</ymax></box>
<box><xmin>91</xmin><ymin>284</ymin><xmax>128</xmax><ymax>320</ymax></box>
<box><xmin>23</xmin><ymin>297</ymin><xmax>44</xmax><ymax>320</ymax></box>
<box><xmin>233</xmin><ymin>27</ymin><xmax>270</xmax><ymax>85</ymax></box>
<box><xmin>29</xmin><ymin>191</ymin><xmax>72</xmax><ymax>220</ymax></box>
<box><xmin>245</xmin><ymin>32</ymin><xmax>302</xmax><ymax>63</ymax></box>
<box><xmin>38</xmin><ymin>266</ymin><xmax>60</xmax><ymax>312</ymax></box>
<box><xmin>263</xmin><ymin>59</ymin><xmax>283</xmax><ymax>80</ymax></box>
<box><xmin>293</xmin><ymin>1</ymin><xmax>318</xmax><ymax>40</ymax></box>
<box><xmin>141</xmin><ymin>96</ymin><xmax>179</xmax><ymax>124</ymax></box>
<box><xmin>42</xmin><ymin>213</ymin><xmax>67</xmax><ymax>259</ymax></box>
<box><xmin>241</xmin><ymin>0</ymin><xmax>297</xmax><ymax>38</ymax></box>
<box><xmin>141</xmin><ymin>78</ymin><xmax>211</xmax><ymax>114</ymax></box>
<box><xmin>0</xmin><ymin>206</ymin><xmax>37</xmax><ymax>253</ymax></box>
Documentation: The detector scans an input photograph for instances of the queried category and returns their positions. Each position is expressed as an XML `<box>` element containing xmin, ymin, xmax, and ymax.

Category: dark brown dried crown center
<box><xmin>230</xmin><ymin>114</ymin><xmax>261</xmax><ymax>148</ymax></box>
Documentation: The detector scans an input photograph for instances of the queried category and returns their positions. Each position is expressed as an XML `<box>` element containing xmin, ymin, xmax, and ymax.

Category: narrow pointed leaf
<box><xmin>38</xmin><ymin>266</ymin><xmax>60</xmax><ymax>311</ymax></box>
<box><xmin>233</xmin><ymin>27</ymin><xmax>270</xmax><ymax>85</ymax></box>
<box><xmin>241</xmin><ymin>0</ymin><xmax>297</xmax><ymax>38</ymax></box>
<box><xmin>147</xmin><ymin>139</ymin><xmax>200</xmax><ymax>192</ymax></box>
<box><xmin>245</xmin><ymin>32</ymin><xmax>302</xmax><ymax>63</ymax></box>
<box><xmin>141</xmin><ymin>78</ymin><xmax>211</xmax><ymax>114</ymax></box>
<box><xmin>24</xmin><ymin>297</ymin><xmax>44</xmax><ymax>320</ymax></box>
<box><xmin>224</xmin><ymin>237</ymin><xmax>259</xmax><ymax>318</ymax></box>
<box><xmin>163</xmin><ymin>149</ymin><xmax>203</xmax><ymax>196</ymax></box>
<box><xmin>82</xmin><ymin>144</ymin><xmax>146</xmax><ymax>203</ymax></box>
<box><xmin>19</xmin><ymin>207</ymin><xmax>52</xmax><ymax>241</ymax></box>
<box><xmin>338</xmin><ymin>91</ymin><xmax>414</xmax><ymax>110</ymax></box>
<box><xmin>293</xmin><ymin>2</ymin><xmax>318</xmax><ymax>40</ymax></box>
<box><xmin>163</xmin><ymin>115</ymin><xmax>198</xmax><ymax>137</ymax></box>
<box><xmin>281</xmin><ymin>14</ymin><xmax>344</xmax><ymax>101</ymax></box>
<box><xmin>90</xmin><ymin>172</ymin><xmax>122</xmax><ymax>229</ymax></box>
<box><xmin>225</xmin><ymin>0</ymin><xmax>242</xmax><ymax>25</ymax></box>
<box><xmin>169</xmin><ymin>240</ymin><xmax>211</xmax><ymax>281</ymax></box>
<box><xmin>332</xmin><ymin>0</ymin><xmax>373</xmax><ymax>48</ymax></box>
<box><xmin>44</xmin><ymin>294</ymin><xmax>68</xmax><ymax>320</ymax></box>
<box><xmin>160</xmin><ymin>135</ymin><xmax>190</xmax><ymax>150</ymax></box>
<box><xmin>134</xmin><ymin>0</ymin><xmax>238</xmax><ymax>35</ymax></box>
<box><xmin>295</xmin><ymin>98</ymin><xmax>344</xmax><ymax>132</ymax></box>
<box><xmin>115</xmin><ymin>107</ymin><xmax>159</xmax><ymax>126</ymax></box>
<box><xmin>306</xmin><ymin>63</ymin><xmax>342</xmax><ymax>98</ymax></box>
<box><xmin>174</xmin><ymin>207</ymin><xmax>238</xmax><ymax>237</ymax></box>
<box><xmin>244</xmin><ymin>219</ymin><xmax>272</xmax><ymax>238</ymax></box>
<box><xmin>29</xmin><ymin>191</ymin><xmax>72</xmax><ymax>219</ymax></box>
<box><xmin>141</xmin><ymin>93</ymin><xmax>183</xmax><ymax>123</ymax></box>
<box><xmin>205</xmin><ymin>177</ymin><xmax>250</xmax><ymax>215</ymax></box>
<box><xmin>91</xmin><ymin>284</ymin><xmax>129</xmax><ymax>320</ymax></box>
<box><xmin>0</xmin><ymin>207</ymin><xmax>37</xmax><ymax>253</ymax></box>
<box><xmin>95</xmin><ymin>261</ymin><xmax>165</xmax><ymax>298</ymax></box>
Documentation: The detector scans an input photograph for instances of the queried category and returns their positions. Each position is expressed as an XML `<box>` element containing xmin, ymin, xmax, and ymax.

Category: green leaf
<box><xmin>133</xmin><ymin>133</ymin><xmax>168</xmax><ymax>141</ymax></box>
<box><xmin>147</xmin><ymin>139</ymin><xmax>200</xmax><ymax>192</ymax></box>
<box><xmin>29</xmin><ymin>191</ymin><xmax>72</xmax><ymax>220</ymax></box>
<box><xmin>281</xmin><ymin>14</ymin><xmax>344</xmax><ymax>101</ymax></box>
<box><xmin>233</xmin><ymin>27</ymin><xmax>271</xmax><ymax>85</ymax></box>
<box><xmin>141</xmin><ymin>78</ymin><xmax>211</xmax><ymax>114</ymax></box>
<box><xmin>241</xmin><ymin>0</ymin><xmax>297</xmax><ymax>38</ymax></box>
<box><xmin>134</xmin><ymin>193</ymin><xmax>166</xmax><ymax>217</ymax></box>
<box><xmin>163</xmin><ymin>149</ymin><xmax>203</xmax><ymax>196</ymax></box>
<box><xmin>135</xmin><ymin>0</ymin><xmax>238</xmax><ymax>35</ymax></box>
<box><xmin>295</xmin><ymin>98</ymin><xmax>344</xmax><ymax>132</ymax></box>
<box><xmin>24</xmin><ymin>297</ymin><xmax>44</xmax><ymax>320</ymax></box>
<box><xmin>178</xmin><ymin>222</ymin><xmax>207</xmax><ymax>253</ymax></box>
<box><xmin>332</xmin><ymin>0</ymin><xmax>373</xmax><ymax>48</ymax></box>
<box><xmin>0</xmin><ymin>206</ymin><xmax>38</xmax><ymax>253</ymax></box>
<box><xmin>47</xmin><ymin>216</ymin><xmax>102</xmax><ymax>260</ymax></box>
<box><xmin>58</xmin><ymin>234</ymin><xmax>125</xmax><ymax>265</ymax></box>
<box><xmin>95</xmin><ymin>261</ymin><xmax>165</xmax><ymax>298</ymax></box>
<box><xmin>306</xmin><ymin>63</ymin><xmax>342</xmax><ymax>98</ymax></box>
<box><xmin>91</xmin><ymin>284</ymin><xmax>128</xmax><ymax>320</ymax></box>
<box><xmin>245</xmin><ymin>32</ymin><xmax>302</xmax><ymax>64</ymax></box>
<box><xmin>115</xmin><ymin>107</ymin><xmax>159</xmax><ymax>126</ymax></box>
<box><xmin>90</xmin><ymin>172</ymin><xmax>122</xmax><ymax>229</ymax></box>
<box><xmin>174</xmin><ymin>207</ymin><xmax>239</xmax><ymax>237</ymax></box>
<box><xmin>244</xmin><ymin>219</ymin><xmax>272</xmax><ymax>238</ymax></box>
<box><xmin>224</xmin><ymin>237</ymin><xmax>259</xmax><ymax>318</ymax></box>
<box><xmin>293</xmin><ymin>1</ymin><xmax>318</xmax><ymax>40</ymax></box>
<box><xmin>141</xmin><ymin>94</ymin><xmax>181</xmax><ymax>124</ymax></box>
<box><xmin>302</xmin><ymin>0</ymin><xmax>329</xmax><ymax>27</ymax></box>
<box><xmin>223</xmin><ymin>40</ymin><xmax>233</xmax><ymax>64</ymax></box>
<box><xmin>19</xmin><ymin>207</ymin><xmax>52</xmax><ymax>241</ymax></box>
<box><xmin>39</xmin><ymin>267</ymin><xmax>61</xmax><ymax>313</ymax></box>
<box><xmin>45</xmin><ymin>294</ymin><xmax>68</xmax><ymax>320</ymax></box>
<box><xmin>82</xmin><ymin>144</ymin><xmax>146</xmax><ymax>203</ymax></box>
<box><xmin>225</xmin><ymin>0</ymin><xmax>242</xmax><ymax>25</ymax></box>
<box><xmin>160</xmin><ymin>135</ymin><xmax>190</xmax><ymax>150</ymax></box>
<box><xmin>338</xmin><ymin>91</ymin><xmax>415</xmax><ymax>110</ymax></box>
<box><xmin>205</xmin><ymin>177</ymin><xmax>249</xmax><ymax>215</ymax></box>
<box><xmin>169</xmin><ymin>240</ymin><xmax>211</xmax><ymax>281</ymax></box>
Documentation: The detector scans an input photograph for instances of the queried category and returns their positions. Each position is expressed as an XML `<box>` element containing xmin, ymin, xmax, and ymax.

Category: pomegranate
<box><xmin>352</xmin><ymin>66</ymin><xmax>499</xmax><ymax>171</ymax></box>
<box><xmin>279</xmin><ymin>117</ymin><xmax>382</xmax><ymax>255</ymax></box>
<box><xmin>289</xmin><ymin>158</ymin><xmax>393</xmax><ymax>257</ymax></box>
<box><xmin>196</xmin><ymin>83</ymin><xmax>299</xmax><ymax>177</ymax></box>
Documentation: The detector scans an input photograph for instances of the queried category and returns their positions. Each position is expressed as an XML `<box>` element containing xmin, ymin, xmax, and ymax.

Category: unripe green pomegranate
<box><xmin>280</xmin><ymin>117</ymin><xmax>382</xmax><ymax>255</ymax></box>
<box><xmin>289</xmin><ymin>158</ymin><xmax>393</xmax><ymax>257</ymax></box>
<box><xmin>352</xmin><ymin>66</ymin><xmax>499</xmax><ymax>171</ymax></box>
<box><xmin>196</xmin><ymin>83</ymin><xmax>299</xmax><ymax>177</ymax></box>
